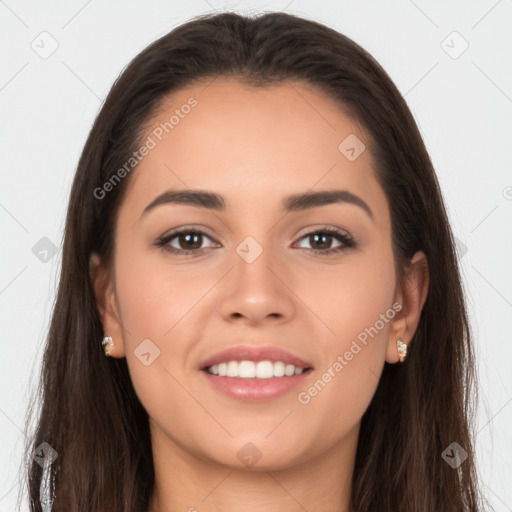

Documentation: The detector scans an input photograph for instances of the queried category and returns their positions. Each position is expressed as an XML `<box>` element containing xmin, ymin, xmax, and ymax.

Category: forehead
<box><xmin>120</xmin><ymin>78</ymin><xmax>388</xmax><ymax>222</ymax></box>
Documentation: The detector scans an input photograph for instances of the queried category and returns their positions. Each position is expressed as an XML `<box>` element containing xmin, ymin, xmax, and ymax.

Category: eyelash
<box><xmin>155</xmin><ymin>226</ymin><xmax>356</xmax><ymax>256</ymax></box>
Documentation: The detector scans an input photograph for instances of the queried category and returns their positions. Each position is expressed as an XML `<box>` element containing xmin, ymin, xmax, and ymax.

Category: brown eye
<box><xmin>175</xmin><ymin>232</ymin><xmax>203</xmax><ymax>250</ymax></box>
<box><xmin>295</xmin><ymin>228</ymin><xmax>356</xmax><ymax>254</ymax></box>
<box><xmin>157</xmin><ymin>229</ymin><xmax>219</xmax><ymax>255</ymax></box>
<box><xmin>307</xmin><ymin>233</ymin><xmax>336</xmax><ymax>250</ymax></box>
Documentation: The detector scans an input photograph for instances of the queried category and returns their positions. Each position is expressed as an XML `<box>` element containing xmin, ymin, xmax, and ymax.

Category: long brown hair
<box><xmin>20</xmin><ymin>11</ymin><xmax>486</xmax><ymax>511</ymax></box>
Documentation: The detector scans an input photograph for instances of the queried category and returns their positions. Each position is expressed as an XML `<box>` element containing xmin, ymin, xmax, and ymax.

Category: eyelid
<box><xmin>294</xmin><ymin>224</ymin><xmax>352</xmax><ymax>239</ymax></box>
<box><xmin>158</xmin><ymin>224</ymin><xmax>220</xmax><ymax>242</ymax></box>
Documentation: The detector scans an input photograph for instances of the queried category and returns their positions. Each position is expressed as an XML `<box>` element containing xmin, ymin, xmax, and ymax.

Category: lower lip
<box><xmin>201</xmin><ymin>369</ymin><xmax>312</xmax><ymax>402</ymax></box>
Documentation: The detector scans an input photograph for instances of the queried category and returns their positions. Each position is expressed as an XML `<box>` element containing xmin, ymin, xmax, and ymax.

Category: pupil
<box><xmin>312</xmin><ymin>234</ymin><xmax>331</xmax><ymax>250</ymax></box>
<box><xmin>180</xmin><ymin>233</ymin><xmax>201</xmax><ymax>249</ymax></box>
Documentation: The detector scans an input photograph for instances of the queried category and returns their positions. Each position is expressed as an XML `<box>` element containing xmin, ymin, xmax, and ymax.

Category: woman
<box><xmin>22</xmin><ymin>11</ymin><xmax>484</xmax><ymax>512</ymax></box>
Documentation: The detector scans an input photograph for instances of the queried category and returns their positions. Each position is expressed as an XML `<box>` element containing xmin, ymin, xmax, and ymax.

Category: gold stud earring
<box><xmin>102</xmin><ymin>336</ymin><xmax>114</xmax><ymax>357</ymax></box>
<box><xmin>396</xmin><ymin>339</ymin><xmax>407</xmax><ymax>362</ymax></box>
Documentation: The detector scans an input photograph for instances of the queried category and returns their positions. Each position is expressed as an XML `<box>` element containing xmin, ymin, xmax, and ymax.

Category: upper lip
<box><xmin>199</xmin><ymin>345</ymin><xmax>313</xmax><ymax>370</ymax></box>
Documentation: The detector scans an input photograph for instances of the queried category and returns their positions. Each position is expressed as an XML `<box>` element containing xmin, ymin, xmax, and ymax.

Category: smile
<box><xmin>205</xmin><ymin>360</ymin><xmax>308</xmax><ymax>379</ymax></box>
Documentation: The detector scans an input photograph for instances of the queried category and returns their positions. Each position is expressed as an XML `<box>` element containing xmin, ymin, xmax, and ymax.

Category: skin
<box><xmin>91</xmin><ymin>78</ymin><xmax>429</xmax><ymax>511</ymax></box>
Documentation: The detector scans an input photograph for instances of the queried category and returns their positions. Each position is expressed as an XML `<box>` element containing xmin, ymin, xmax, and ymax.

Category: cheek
<box><xmin>113</xmin><ymin>240</ymin><xmax>210</xmax><ymax>342</ymax></box>
<box><xmin>303</xmin><ymin>243</ymin><xmax>396</xmax><ymax>349</ymax></box>
<box><xmin>292</xmin><ymin>247</ymin><xmax>396</xmax><ymax>431</ymax></box>
<box><xmin>111</xmin><ymin>241</ymin><xmax>207</xmax><ymax>402</ymax></box>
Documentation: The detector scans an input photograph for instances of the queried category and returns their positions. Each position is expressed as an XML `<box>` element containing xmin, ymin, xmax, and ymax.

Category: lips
<box><xmin>199</xmin><ymin>345</ymin><xmax>313</xmax><ymax>370</ymax></box>
<box><xmin>199</xmin><ymin>345</ymin><xmax>314</xmax><ymax>402</ymax></box>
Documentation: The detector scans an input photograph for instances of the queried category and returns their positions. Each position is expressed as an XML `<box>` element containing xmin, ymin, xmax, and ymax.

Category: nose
<box><xmin>218</xmin><ymin>240</ymin><xmax>296</xmax><ymax>327</ymax></box>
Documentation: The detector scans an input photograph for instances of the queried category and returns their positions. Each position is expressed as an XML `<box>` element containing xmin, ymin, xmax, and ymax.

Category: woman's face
<box><xmin>93</xmin><ymin>78</ymin><xmax>424</xmax><ymax>471</ymax></box>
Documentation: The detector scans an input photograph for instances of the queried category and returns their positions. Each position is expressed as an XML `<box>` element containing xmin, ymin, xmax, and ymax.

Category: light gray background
<box><xmin>1</xmin><ymin>0</ymin><xmax>511</xmax><ymax>510</ymax></box>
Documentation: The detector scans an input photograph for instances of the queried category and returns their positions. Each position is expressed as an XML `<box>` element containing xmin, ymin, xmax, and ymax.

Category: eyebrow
<box><xmin>142</xmin><ymin>189</ymin><xmax>373</xmax><ymax>220</ymax></box>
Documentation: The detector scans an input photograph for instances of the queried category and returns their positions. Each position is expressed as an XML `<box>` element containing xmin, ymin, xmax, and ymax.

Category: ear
<box><xmin>385</xmin><ymin>251</ymin><xmax>429</xmax><ymax>363</ymax></box>
<box><xmin>89</xmin><ymin>252</ymin><xmax>126</xmax><ymax>358</ymax></box>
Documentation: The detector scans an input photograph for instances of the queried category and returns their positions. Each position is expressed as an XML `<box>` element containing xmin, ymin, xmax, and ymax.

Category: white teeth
<box><xmin>239</xmin><ymin>360</ymin><xmax>255</xmax><ymax>378</ymax></box>
<box><xmin>256</xmin><ymin>361</ymin><xmax>274</xmax><ymax>379</ymax></box>
<box><xmin>284</xmin><ymin>364</ymin><xmax>295</xmax><ymax>376</ymax></box>
<box><xmin>273</xmin><ymin>361</ymin><xmax>285</xmax><ymax>377</ymax></box>
<box><xmin>226</xmin><ymin>361</ymin><xmax>238</xmax><ymax>377</ymax></box>
<box><xmin>207</xmin><ymin>360</ymin><xmax>306</xmax><ymax>378</ymax></box>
